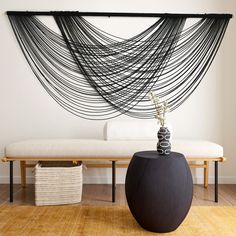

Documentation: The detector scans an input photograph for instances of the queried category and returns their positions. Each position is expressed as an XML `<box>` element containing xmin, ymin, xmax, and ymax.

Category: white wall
<box><xmin>220</xmin><ymin>2</ymin><xmax>236</xmax><ymax>184</ymax></box>
<box><xmin>0</xmin><ymin>0</ymin><xmax>235</xmax><ymax>184</ymax></box>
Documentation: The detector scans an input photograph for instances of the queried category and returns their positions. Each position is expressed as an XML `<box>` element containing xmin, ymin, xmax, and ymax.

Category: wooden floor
<box><xmin>1</xmin><ymin>184</ymin><xmax>236</xmax><ymax>206</ymax></box>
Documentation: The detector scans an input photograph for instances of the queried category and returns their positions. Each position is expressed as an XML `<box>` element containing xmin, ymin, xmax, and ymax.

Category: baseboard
<box><xmin>0</xmin><ymin>175</ymin><xmax>236</xmax><ymax>184</ymax></box>
<box><xmin>0</xmin><ymin>176</ymin><xmax>35</xmax><ymax>184</ymax></box>
<box><xmin>192</xmin><ymin>176</ymin><xmax>236</xmax><ymax>184</ymax></box>
<box><xmin>84</xmin><ymin>176</ymin><xmax>236</xmax><ymax>184</ymax></box>
<box><xmin>83</xmin><ymin>176</ymin><xmax>126</xmax><ymax>184</ymax></box>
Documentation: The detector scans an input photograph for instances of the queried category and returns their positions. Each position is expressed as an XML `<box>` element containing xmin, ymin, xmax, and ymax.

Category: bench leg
<box><xmin>10</xmin><ymin>161</ymin><xmax>13</xmax><ymax>203</ymax></box>
<box><xmin>204</xmin><ymin>161</ymin><xmax>209</xmax><ymax>188</ymax></box>
<box><xmin>112</xmin><ymin>161</ymin><xmax>116</xmax><ymax>202</ymax></box>
<box><xmin>20</xmin><ymin>161</ymin><xmax>26</xmax><ymax>188</ymax></box>
<box><xmin>215</xmin><ymin>161</ymin><xmax>218</xmax><ymax>203</ymax></box>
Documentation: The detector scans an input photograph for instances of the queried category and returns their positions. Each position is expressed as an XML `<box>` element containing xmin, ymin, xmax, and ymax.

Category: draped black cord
<box><xmin>8</xmin><ymin>14</ymin><xmax>231</xmax><ymax>119</ymax></box>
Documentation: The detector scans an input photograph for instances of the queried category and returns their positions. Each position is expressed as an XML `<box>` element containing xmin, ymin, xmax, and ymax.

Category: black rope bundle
<box><xmin>8</xmin><ymin>13</ymin><xmax>231</xmax><ymax>119</ymax></box>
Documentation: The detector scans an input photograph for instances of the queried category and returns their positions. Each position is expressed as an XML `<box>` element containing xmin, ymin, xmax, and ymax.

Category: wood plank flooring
<box><xmin>1</xmin><ymin>184</ymin><xmax>236</xmax><ymax>206</ymax></box>
<box><xmin>1</xmin><ymin>205</ymin><xmax>236</xmax><ymax>235</ymax></box>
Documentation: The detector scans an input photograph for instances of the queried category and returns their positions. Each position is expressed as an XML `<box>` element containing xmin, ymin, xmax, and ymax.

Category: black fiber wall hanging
<box><xmin>7</xmin><ymin>11</ymin><xmax>232</xmax><ymax>120</ymax></box>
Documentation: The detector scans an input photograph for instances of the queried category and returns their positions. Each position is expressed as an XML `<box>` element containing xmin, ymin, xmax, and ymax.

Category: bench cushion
<box><xmin>104</xmin><ymin>120</ymin><xmax>173</xmax><ymax>140</ymax></box>
<box><xmin>104</xmin><ymin>120</ymin><xmax>157</xmax><ymax>140</ymax></box>
<box><xmin>5</xmin><ymin>139</ymin><xmax>223</xmax><ymax>159</ymax></box>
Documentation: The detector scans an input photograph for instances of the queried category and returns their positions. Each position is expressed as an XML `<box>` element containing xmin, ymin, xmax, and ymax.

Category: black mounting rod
<box><xmin>6</xmin><ymin>11</ymin><xmax>233</xmax><ymax>18</ymax></box>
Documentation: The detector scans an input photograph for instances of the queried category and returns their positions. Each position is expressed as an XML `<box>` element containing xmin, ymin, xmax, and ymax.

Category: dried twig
<box><xmin>148</xmin><ymin>92</ymin><xmax>169</xmax><ymax>127</ymax></box>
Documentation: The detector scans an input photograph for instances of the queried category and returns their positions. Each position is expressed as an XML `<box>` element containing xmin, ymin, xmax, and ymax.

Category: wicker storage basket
<box><xmin>35</xmin><ymin>161</ymin><xmax>82</xmax><ymax>206</ymax></box>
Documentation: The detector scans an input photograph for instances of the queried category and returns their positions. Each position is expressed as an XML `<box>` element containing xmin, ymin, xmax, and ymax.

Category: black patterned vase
<box><xmin>157</xmin><ymin>127</ymin><xmax>171</xmax><ymax>155</ymax></box>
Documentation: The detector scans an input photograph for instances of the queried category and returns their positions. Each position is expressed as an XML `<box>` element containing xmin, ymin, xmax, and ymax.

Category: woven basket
<box><xmin>35</xmin><ymin>161</ymin><xmax>83</xmax><ymax>206</ymax></box>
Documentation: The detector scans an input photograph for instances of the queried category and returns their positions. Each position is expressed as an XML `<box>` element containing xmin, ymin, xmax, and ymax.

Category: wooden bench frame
<box><xmin>2</xmin><ymin>156</ymin><xmax>225</xmax><ymax>203</ymax></box>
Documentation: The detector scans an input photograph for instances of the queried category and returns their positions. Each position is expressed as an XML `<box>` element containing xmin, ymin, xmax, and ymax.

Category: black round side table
<box><xmin>125</xmin><ymin>151</ymin><xmax>193</xmax><ymax>233</ymax></box>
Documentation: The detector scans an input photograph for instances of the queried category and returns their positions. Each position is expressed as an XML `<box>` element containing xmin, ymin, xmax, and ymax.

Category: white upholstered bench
<box><xmin>2</xmin><ymin>120</ymin><xmax>225</xmax><ymax>203</ymax></box>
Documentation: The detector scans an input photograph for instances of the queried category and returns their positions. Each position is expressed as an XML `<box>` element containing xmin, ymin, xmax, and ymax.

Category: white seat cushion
<box><xmin>172</xmin><ymin>139</ymin><xmax>223</xmax><ymax>158</ymax></box>
<box><xmin>5</xmin><ymin>139</ymin><xmax>223</xmax><ymax>159</ymax></box>
<box><xmin>104</xmin><ymin>120</ymin><xmax>173</xmax><ymax>140</ymax></box>
<box><xmin>104</xmin><ymin>120</ymin><xmax>158</xmax><ymax>140</ymax></box>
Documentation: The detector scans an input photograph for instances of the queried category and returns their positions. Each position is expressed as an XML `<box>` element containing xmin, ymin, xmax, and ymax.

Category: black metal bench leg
<box><xmin>112</xmin><ymin>161</ymin><xmax>116</xmax><ymax>202</ymax></box>
<box><xmin>10</xmin><ymin>161</ymin><xmax>13</xmax><ymax>203</ymax></box>
<box><xmin>215</xmin><ymin>161</ymin><xmax>218</xmax><ymax>203</ymax></box>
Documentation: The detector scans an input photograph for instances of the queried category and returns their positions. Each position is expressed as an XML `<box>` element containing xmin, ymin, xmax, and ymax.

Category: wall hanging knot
<box><xmin>7</xmin><ymin>11</ymin><xmax>232</xmax><ymax>120</ymax></box>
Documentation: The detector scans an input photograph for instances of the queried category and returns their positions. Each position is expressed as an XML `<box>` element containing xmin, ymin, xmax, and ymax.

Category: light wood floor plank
<box><xmin>0</xmin><ymin>205</ymin><xmax>236</xmax><ymax>235</ymax></box>
<box><xmin>0</xmin><ymin>184</ymin><xmax>236</xmax><ymax>206</ymax></box>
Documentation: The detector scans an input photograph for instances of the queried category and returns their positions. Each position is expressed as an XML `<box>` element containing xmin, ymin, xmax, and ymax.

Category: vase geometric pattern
<box><xmin>157</xmin><ymin>127</ymin><xmax>171</xmax><ymax>155</ymax></box>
